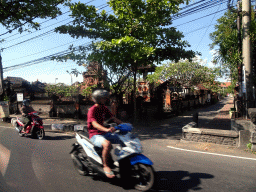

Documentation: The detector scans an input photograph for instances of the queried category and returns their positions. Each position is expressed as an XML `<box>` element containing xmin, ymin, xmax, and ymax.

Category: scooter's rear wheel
<box><xmin>32</xmin><ymin>127</ymin><xmax>45</xmax><ymax>139</ymax></box>
<box><xmin>131</xmin><ymin>164</ymin><xmax>155</xmax><ymax>191</ymax></box>
<box><xmin>37</xmin><ymin>129</ymin><xmax>45</xmax><ymax>140</ymax></box>
<box><xmin>71</xmin><ymin>150</ymin><xmax>89</xmax><ymax>176</ymax></box>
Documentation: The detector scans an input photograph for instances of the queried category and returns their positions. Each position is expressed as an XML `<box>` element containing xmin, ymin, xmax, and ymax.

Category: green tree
<box><xmin>0</xmin><ymin>0</ymin><xmax>67</xmax><ymax>33</ymax></box>
<box><xmin>45</xmin><ymin>83</ymin><xmax>78</xmax><ymax>98</ymax></box>
<box><xmin>53</xmin><ymin>0</ymin><xmax>197</xmax><ymax>120</ymax></box>
<box><xmin>147</xmin><ymin>57</ymin><xmax>220</xmax><ymax>91</ymax></box>
<box><xmin>210</xmin><ymin>7</ymin><xmax>256</xmax><ymax>86</ymax></box>
<box><xmin>81</xmin><ymin>84</ymin><xmax>97</xmax><ymax>97</ymax></box>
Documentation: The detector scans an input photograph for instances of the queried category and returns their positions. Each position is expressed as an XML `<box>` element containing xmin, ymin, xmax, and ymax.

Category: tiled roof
<box><xmin>195</xmin><ymin>84</ymin><xmax>208</xmax><ymax>90</ymax></box>
<box><xmin>220</xmin><ymin>82</ymin><xmax>231</xmax><ymax>88</ymax></box>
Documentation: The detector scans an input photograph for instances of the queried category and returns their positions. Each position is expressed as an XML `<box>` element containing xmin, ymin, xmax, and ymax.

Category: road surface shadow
<box><xmin>152</xmin><ymin>171</ymin><xmax>214</xmax><ymax>192</ymax></box>
<box><xmin>42</xmin><ymin>135</ymin><xmax>74</xmax><ymax>140</ymax></box>
<box><xmin>133</xmin><ymin>116</ymin><xmax>192</xmax><ymax>141</ymax></box>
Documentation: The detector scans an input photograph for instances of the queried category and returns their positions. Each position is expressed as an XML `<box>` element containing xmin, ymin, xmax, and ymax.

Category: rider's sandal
<box><xmin>104</xmin><ymin>170</ymin><xmax>115</xmax><ymax>178</ymax></box>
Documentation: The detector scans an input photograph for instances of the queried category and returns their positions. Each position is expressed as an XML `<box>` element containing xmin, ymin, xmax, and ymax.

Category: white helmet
<box><xmin>92</xmin><ymin>89</ymin><xmax>110</xmax><ymax>104</ymax></box>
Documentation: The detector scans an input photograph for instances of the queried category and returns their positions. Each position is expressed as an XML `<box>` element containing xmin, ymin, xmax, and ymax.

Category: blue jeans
<box><xmin>90</xmin><ymin>133</ymin><xmax>121</xmax><ymax>148</ymax></box>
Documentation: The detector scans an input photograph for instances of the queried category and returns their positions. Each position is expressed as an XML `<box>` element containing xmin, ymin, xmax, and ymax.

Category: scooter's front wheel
<box><xmin>16</xmin><ymin>125</ymin><xmax>24</xmax><ymax>137</ymax></box>
<box><xmin>131</xmin><ymin>164</ymin><xmax>155</xmax><ymax>191</ymax></box>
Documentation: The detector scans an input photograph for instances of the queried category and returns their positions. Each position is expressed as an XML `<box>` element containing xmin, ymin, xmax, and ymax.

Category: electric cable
<box><xmin>5</xmin><ymin>15</ymin><xmax>72</xmax><ymax>43</ymax></box>
<box><xmin>3</xmin><ymin>0</ymin><xmax>227</xmax><ymax>72</ymax></box>
<box><xmin>4</xmin><ymin>8</ymin><xmax>112</xmax><ymax>64</ymax></box>
<box><xmin>195</xmin><ymin>4</ymin><xmax>222</xmax><ymax>51</ymax></box>
<box><xmin>3</xmin><ymin>0</ymin><xmax>219</xmax><ymax>50</ymax></box>
<box><xmin>0</xmin><ymin>0</ymin><xmax>96</xmax><ymax>38</ymax></box>
<box><xmin>184</xmin><ymin>23</ymin><xmax>216</xmax><ymax>35</ymax></box>
<box><xmin>179</xmin><ymin>0</ymin><xmax>207</xmax><ymax>11</ymax></box>
<box><xmin>0</xmin><ymin>2</ymin><xmax>65</xmax><ymax>37</ymax></box>
<box><xmin>2</xmin><ymin>4</ymin><xmax>108</xmax><ymax>51</ymax></box>
<box><xmin>3</xmin><ymin>20</ymin><xmax>73</xmax><ymax>50</ymax></box>
<box><xmin>5</xmin><ymin>38</ymin><xmax>82</xmax><ymax>62</ymax></box>
<box><xmin>2</xmin><ymin>10</ymin><xmax>70</xmax><ymax>41</ymax></box>
<box><xmin>3</xmin><ymin>1</ymin><xmax>105</xmax><ymax>42</ymax></box>
<box><xmin>173</xmin><ymin>0</ymin><xmax>228</xmax><ymax>20</ymax></box>
<box><xmin>173</xmin><ymin>8</ymin><xmax>227</xmax><ymax>28</ymax></box>
<box><xmin>176</xmin><ymin>0</ymin><xmax>227</xmax><ymax>17</ymax></box>
<box><xmin>3</xmin><ymin>40</ymin><xmax>95</xmax><ymax>72</ymax></box>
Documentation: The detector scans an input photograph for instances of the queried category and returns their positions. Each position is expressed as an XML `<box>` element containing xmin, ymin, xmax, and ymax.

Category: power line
<box><xmin>3</xmin><ymin>40</ymin><xmax>95</xmax><ymax>72</ymax></box>
<box><xmin>195</xmin><ymin>4</ymin><xmax>222</xmax><ymax>51</ymax></box>
<box><xmin>184</xmin><ymin>23</ymin><xmax>216</xmax><ymax>35</ymax></box>
<box><xmin>179</xmin><ymin>0</ymin><xmax>207</xmax><ymax>11</ymax></box>
<box><xmin>0</xmin><ymin>0</ymin><xmax>97</xmax><ymax>39</ymax></box>
<box><xmin>3</xmin><ymin>1</ymin><xmax>227</xmax><ymax>72</ymax></box>
<box><xmin>5</xmin><ymin>38</ymin><xmax>81</xmax><ymax>62</ymax></box>
<box><xmin>3</xmin><ymin>7</ymin><xmax>112</xmax><ymax>64</ymax></box>
<box><xmin>173</xmin><ymin>0</ymin><xmax>228</xmax><ymax>20</ymax></box>
<box><xmin>2</xmin><ymin>10</ymin><xmax>71</xmax><ymax>41</ymax></box>
<box><xmin>3</xmin><ymin>20</ymin><xmax>73</xmax><ymax>50</ymax></box>
<box><xmin>3</xmin><ymin>1</ymin><xmax>105</xmax><ymax>42</ymax></box>
<box><xmin>0</xmin><ymin>2</ymin><xmax>66</xmax><ymax>37</ymax></box>
<box><xmin>4</xmin><ymin>14</ymin><xmax>72</xmax><ymax>44</ymax></box>
<box><xmin>2</xmin><ymin>4</ymin><xmax>109</xmax><ymax>51</ymax></box>
<box><xmin>3</xmin><ymin>1</ymin><xmax>221</xmax><ymax>51</ymax></box>
<box><xmin>173</xmin><ymin>8</ymin><xmax>227</xmax><ymax>28</ymax></box>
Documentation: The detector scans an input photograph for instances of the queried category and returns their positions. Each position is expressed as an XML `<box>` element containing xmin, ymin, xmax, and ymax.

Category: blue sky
<box><xmin>0</xmin><ymin>0</ymin><xmax>237</xmax><ymax>85</ymax></box>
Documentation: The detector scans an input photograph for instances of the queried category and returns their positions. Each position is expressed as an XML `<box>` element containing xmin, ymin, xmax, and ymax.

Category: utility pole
<box><xmin>236</xmin><ymin>1</ymin><xmax>243</xmax><ymax>117</ymax></box>
<box><xmin>0</xmin><ymin>50</ymin><xmax>3</xmax><ymax>98</ymax></box>
<box><xmin>242</xmin><ymin>0</ymin><xmax>252</xmax><ymax>117</ymax></box>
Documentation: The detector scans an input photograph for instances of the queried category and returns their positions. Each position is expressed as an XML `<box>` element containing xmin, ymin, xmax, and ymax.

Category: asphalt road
<box><xmin>0</xmin><ymin>126</ymin><xmax>256</xmax><ymax>192</ymax></box>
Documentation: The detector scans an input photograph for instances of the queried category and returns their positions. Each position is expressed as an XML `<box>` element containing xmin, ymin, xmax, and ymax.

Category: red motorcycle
<box><xmin>15</xmin><ymin>111</ymin><xmax>45</xmax><ymax>139</ymax></box>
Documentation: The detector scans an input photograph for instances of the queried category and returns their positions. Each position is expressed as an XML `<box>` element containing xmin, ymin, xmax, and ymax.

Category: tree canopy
<box><xmin>53</xmin><ymin>0</ymin><xmax>199</xmax><ymax>120</ymax></box>
<box><xmin>209</xmin><ymin>6</ymin><xmax>256</xmax><ymax>85</ymax></box>
<box><xmin>54</xmin><ymin>0</ymin><xmax>197</xmax><ymax>72</ymax></box>
<box><xmin>147</xmin><ymin>56</ymin><xmax>220</xmax><ymax>92</ymax></box>
<box><xmin>0</xmin><ymin>0</ymin><xmax>67</xmax><ymax>33</ymax></box>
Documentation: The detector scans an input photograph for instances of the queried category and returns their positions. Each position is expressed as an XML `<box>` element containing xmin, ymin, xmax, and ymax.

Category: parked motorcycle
<box><xmin>70</xmin><ymin>122</ymin><xmax>155</xmax><ymax>191</ymax></box>
<box><xmin>15</xmin><ymin>111</ymin><xmax>45</xmax><ymax>139</ymax></box>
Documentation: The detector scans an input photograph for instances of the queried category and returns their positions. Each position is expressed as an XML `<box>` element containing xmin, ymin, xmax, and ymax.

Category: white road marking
<box><xmin>167</xmin><ymin>146</ymin><xmax>256</xmax><ymax>161</ymax></box>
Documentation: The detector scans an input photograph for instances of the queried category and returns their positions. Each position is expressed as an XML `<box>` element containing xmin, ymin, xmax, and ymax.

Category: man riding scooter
<box><xmin>87</xmin><ymin>89</ymin><xmax>123</xmax><ymax>179</ymax></box>
<box><xmin>21</xmin><ymin>99</ymin><xmax>35</xmax><ymax>133</ymax></box>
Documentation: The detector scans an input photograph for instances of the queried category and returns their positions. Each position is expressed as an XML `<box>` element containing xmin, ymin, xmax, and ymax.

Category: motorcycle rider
<box><xmin>21</xmin><ymin>99</ymin><xmax>35</xmax><ymax>133</ymax></box>
<box><xmin>87</xmin><ymin>89</ymin><xmax>123</xmax><ymax>179</ymax></box>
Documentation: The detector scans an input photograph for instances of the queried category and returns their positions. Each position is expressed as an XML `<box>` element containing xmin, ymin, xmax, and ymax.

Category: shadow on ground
<box><xmin>131</xmin><ymin>115</ymin><xmax>194</xmax><ymax>141</ymax></box>
<box><xmin>42</xmin><ymin>135</ymin><xmax>74</xmax><ymax>141</ymax></box>
<box><xmin>88</xmin><ymin>170</ymin><xmax>214</xmax><ymax>192</ymax></box>
<box><xmin>152</xmin><ymin>171</ymin><xmax>214</xmax><ymax>192</ymax></box>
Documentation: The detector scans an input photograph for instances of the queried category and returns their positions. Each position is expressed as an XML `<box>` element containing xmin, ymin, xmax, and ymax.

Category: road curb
<box><xmin>182</xmin><ymin>121</ymin><xmax>239</xmax><ymax>147</ymax></box>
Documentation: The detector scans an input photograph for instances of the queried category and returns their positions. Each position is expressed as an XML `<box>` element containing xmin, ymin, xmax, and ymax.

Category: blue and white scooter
<box><xmin>70</xmin><ymin>122</ymin><xmax>154</xmax><ymax>191</ymax></box>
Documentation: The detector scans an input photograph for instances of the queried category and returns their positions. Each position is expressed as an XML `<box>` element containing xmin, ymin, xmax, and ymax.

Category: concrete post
<box><xmin>0</xmin><ymin>53</ymin><xmax>3</xmax><ymax>97</ymax></box>
<box><xmin>193</xmin><ymin>112</ymin><xmax>199</xmax><ymax>127</ymax></box>
<box><xmin>242</xmin><ymin>0</ymin><xmax>253</xmax><ymax>114</ymax></box>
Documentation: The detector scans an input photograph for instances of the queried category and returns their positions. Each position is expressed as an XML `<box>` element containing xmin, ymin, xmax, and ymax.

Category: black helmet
<box><xmin>92</xmin><ymin>89</ymin><xmax>109</xmax><ymax>104</ymax></box>
<box><xmin>22</xmin><ymin>99</ymin><xmax>30</xmax><ymax>106</ymax></box>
